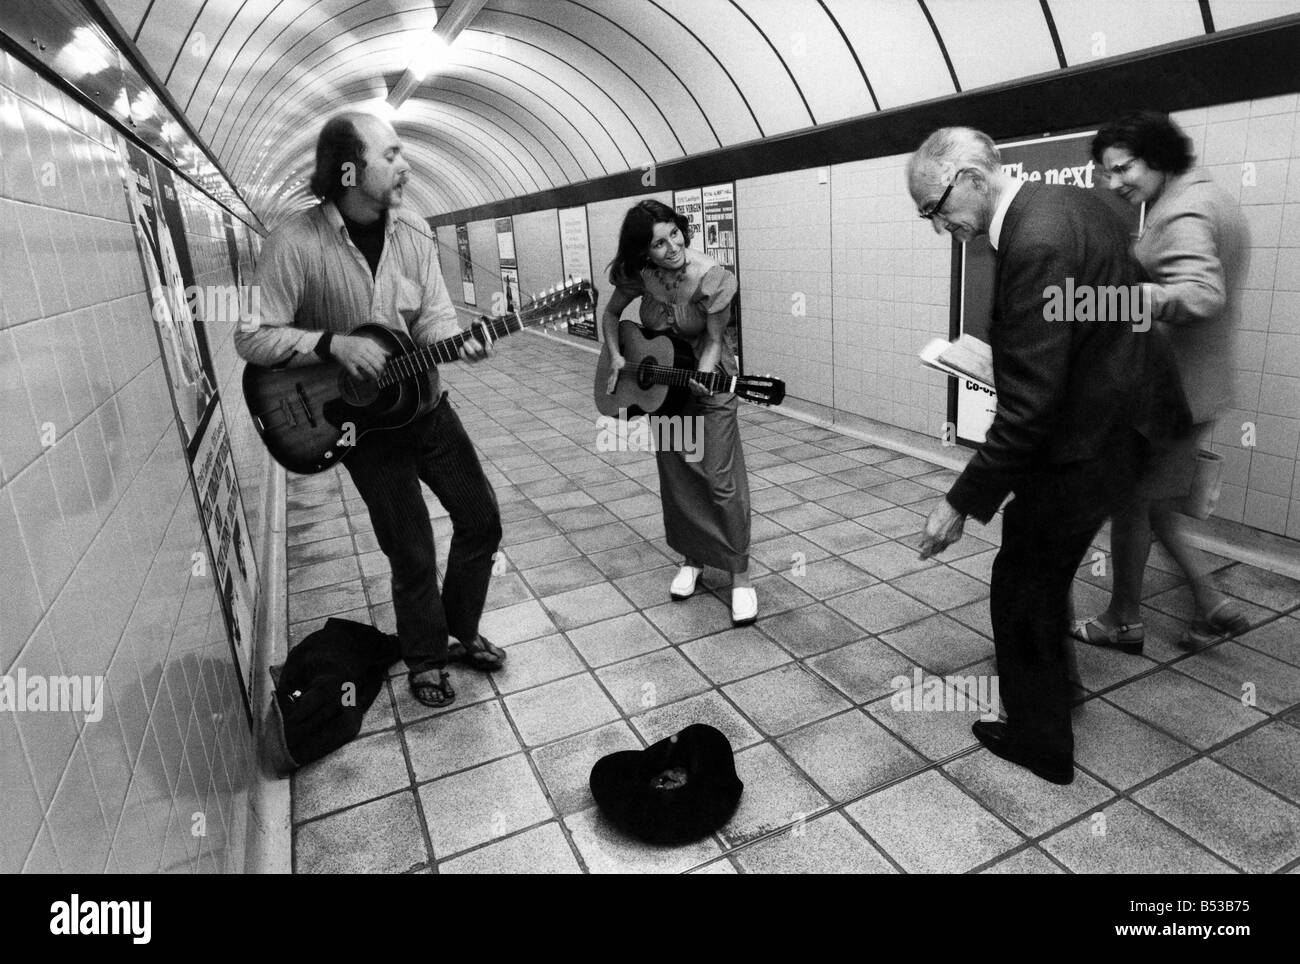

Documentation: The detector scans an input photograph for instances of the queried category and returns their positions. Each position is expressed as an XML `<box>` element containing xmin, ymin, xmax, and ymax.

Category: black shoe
<box><xmin>971</xmin><ymin>721</ymin><xmax>1074</xmax><ymax>785</ymax></box>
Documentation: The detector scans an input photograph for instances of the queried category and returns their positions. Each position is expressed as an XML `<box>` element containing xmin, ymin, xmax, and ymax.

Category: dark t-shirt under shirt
<box><xmin>341</xmin><ymin>212</ymin><xmax>385</xmax><ymax>277</ymax></box>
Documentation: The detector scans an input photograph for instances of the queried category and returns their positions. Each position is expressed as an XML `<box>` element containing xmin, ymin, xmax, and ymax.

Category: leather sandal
<box><xmin>409</xmin><ymin>668</ymin><xmax>455</xmax><ymax>708</ymax></box>
<box><xmin>446</xmin><ymin>636</ymin><xmax>507</xmax><ymax>672</ymax></box>
<box><xmin>1070</xmin><ymin>615</ymin><xmax>1144</xmax><ymax>655</ymax></box>
<box><xmin>1180</xmin><ymin>599</ymin><xmax>1249</xmax><ymax>648</ymax></box>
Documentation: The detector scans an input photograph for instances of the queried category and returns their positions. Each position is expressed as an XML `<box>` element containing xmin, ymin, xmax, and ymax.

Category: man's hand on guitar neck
<box><xmin>330</xmin><ymin>334</ymin><xmax>391</xmax><ymax>381</ymax></box>
<box><xmin>460</xmin><ymin>337</ymin><xmax>491</xmax><ymax>364</ymax></box>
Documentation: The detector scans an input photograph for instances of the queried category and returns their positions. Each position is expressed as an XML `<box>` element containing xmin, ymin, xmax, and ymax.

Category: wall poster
<box><xmin>558</xmin><ymin>206</ymin><xmax>597</xmax><ymax>340</ymax></box>
<box><xmin>456</xmin><ymin>222</ymin><xmax>475</xmax><ymax>305</ymax></box>
<box><xmin>673</xmin><ymin>188</ymin><xmax>704</xmax><ymax>252</ymax></box>
<box><xmin>119</xmin><ymin>136</ymin><xmax>257</xmax><ymax>722</ymax></box>
<box><xmin>495</xmin><ymin>216</ymin><xmax>519</xmax><ymax>314</ymax></box>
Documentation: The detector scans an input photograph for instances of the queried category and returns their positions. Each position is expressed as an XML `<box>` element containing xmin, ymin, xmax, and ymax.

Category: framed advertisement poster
<box><xmin>673</xmin><ymin>188</ymin><xmax>704</xmax><ymax>252</ymax></box>
<box><xmin>456</xmin><ymin>223</ymin><xmax>475</xmax><ymax>305</ymax></box>
<box><xmin>558</xmin><ymin>206</ymin><xmax>597</xmax><ymax>340</ymax></box>
<box><xmin>496</xmin><ymin>216</ymin><xmax>519</xmax><ymax>314</ymax></box>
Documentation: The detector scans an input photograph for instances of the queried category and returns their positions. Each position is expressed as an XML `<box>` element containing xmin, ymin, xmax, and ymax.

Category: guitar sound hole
<box><xmin>340</xmin><ymin>374</ymin><xmax>380</xmax><ymax>406</ymax></box>
<box><xmin>636</xmin><ymin>356</ymin><xmax>659</xmax><ymax>391</ymax></box>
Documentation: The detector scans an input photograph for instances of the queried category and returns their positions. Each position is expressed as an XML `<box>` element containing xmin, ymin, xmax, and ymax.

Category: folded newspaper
<box><xmin>919</xmin><ymin>335</ymin><xmax>995</xmax><ymax>392</ymax></box>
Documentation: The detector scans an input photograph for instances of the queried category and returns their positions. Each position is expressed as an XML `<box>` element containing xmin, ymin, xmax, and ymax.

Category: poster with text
<box><xmin>496</xmin><ymin>216</ymin><xmax>519</xmax><ymax>313</ymax></box>
<box><xmin>121</xmin><ymin>140</ymin><xmax>217</xmax><ymax>450</ymax></box>
<box><xmin>702</xmin><ymin>183</ymin><xmax>742</xmax><ymax>367</ymax></box>
<box><xmin>558</xmin><ymin>206</ymin><xmax>597</xmax><ymax>340</ymax></box>
<box><xmin>954</xmin><ymin>132</ymin><xmax>1140</xmax><ymax>445</ymax></box>
<box><xmin>674</xmin><ymin>188</ymin><xmax>704</xmax><ymax>251</ymax></box>
<box><xmin>193</xmin><ymin>411</ymin><xmax>257</xmax><ymax>709</ymax></box>
<box><xmin>456</xmin><ymin>223</ymin><xmax>476</xmax><ymax>305</ymax></box>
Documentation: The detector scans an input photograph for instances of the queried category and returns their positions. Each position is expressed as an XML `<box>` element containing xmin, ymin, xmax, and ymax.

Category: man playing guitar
<box><xmin>234</xmin><ymin>111</ymin><xmax>506</xmax><ymax>709</ymax></box>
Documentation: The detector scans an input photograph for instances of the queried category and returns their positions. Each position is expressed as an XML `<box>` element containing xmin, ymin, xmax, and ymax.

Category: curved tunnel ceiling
<box><xmin>103</xmin><ymin>0</ymin><xmax>1300</xmax><ymax>228</ymax></box>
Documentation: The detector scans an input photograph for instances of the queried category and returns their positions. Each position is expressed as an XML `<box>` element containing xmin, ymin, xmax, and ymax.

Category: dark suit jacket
<box><xmin>947</xmin><ymin>182</ymin><xmax>1189</xmax><ymax>523</ymax></box>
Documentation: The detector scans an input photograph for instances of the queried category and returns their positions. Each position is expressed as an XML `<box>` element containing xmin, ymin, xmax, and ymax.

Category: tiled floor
<box><xmin>283</xmin><ymin>334</ymin><xmax>1300</xmax><ymax>874</ymax></box>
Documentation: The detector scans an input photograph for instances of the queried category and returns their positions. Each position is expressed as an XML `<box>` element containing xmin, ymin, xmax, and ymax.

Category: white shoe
<box><xmin>731</xmin><ymin>587</ymin><xmax>758</xmax><ymax>626</ymax></box>
<box><xmin>670</xmin><ymin>565</ymin><xmax>702</xmax><ymax>600</ymax></box>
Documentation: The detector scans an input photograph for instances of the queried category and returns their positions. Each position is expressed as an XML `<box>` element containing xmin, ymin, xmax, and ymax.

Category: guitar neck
<box><xmin>644</xmin><ymin>365</ymin><xmax>737</xmax><ymax>394</ymax></box>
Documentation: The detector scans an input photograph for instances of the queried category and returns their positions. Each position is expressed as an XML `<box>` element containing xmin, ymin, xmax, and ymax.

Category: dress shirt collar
<box><xmin>988</xmin><ymin>177</ymin><xmax>1024</xmax><ymax>251</ymax></box>
<box><xmin>321</xmin><ymin>200</ymin><xmax>396</xmax><ymax>242</ymax></box>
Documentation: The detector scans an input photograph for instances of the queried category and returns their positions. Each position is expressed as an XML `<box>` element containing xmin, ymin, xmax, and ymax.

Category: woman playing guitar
<box><xmin>601</xmin><ymin>200</ymin><xmax>757</xmax><ymax>626</ymax></box>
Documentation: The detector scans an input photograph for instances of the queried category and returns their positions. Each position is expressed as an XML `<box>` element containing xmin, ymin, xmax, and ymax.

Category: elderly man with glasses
<box><xmin>904</xmin><ymin>127</ymin><xmax>1188</xmax><ymax>784</ymax></box>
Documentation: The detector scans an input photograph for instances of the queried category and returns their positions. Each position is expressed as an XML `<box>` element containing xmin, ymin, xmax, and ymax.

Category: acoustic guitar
<box><xmin>244</xmin><ymin>280</ymin><xmax>596</xmax><ymax>474</ymax></box>
<box><xmin>594</xmin><ymin>320</ymin><xmax>785</xmax><ymax>418</ymax></box>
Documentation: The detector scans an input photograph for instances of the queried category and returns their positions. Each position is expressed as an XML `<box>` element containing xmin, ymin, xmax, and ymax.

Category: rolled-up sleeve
<box><xmin>233</xmin><ymin>229</ymin><xmax>320</xmax><ymax>368</ymax></box>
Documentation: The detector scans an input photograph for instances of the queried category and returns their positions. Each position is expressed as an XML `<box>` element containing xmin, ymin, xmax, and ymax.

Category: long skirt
<box><xmin>656</xmin><ymin>391</ymin><xmax>751</xmax><ymax>572</ymax></box>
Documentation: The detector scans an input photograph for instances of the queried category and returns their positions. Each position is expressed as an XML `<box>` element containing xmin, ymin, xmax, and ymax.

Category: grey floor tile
<box><xmin>503</xmin><ymin>534</ymin><xmax>581</xmax><ymax>570</ymax></box>
<box><xmin>504</xmin><ymin>673</ymin><xmax>620</xmax><ymax>747</ymax></box>
<box><xmin>818</xmin><ymin>491</ymin><xmax>895</xmax><ymax>518</ymax></box>
<box><xmin>520</xmin><ymin>558</ymin><xmax>606</xmax><ymax>597</ymax></box>
<box><xmin>846</xmin><ymin>769</ymin><xmax>1021</xmax><ymax>873</ymax></box>
<box><xmin>596</xmin><ymin>648</ymin><xmax>711</xmax><ymax>715</ymax></box>
<box><xmin>438</xmin><ymin>822</ymin><xmax>582</xmax><ymax>874</ymax></box>
<box><xmin>531</xmin><ymin>721</ymin><xmax>643</xmax><ymax>816</ymax></box>
<box><xmin>783</xmin><ymin>476</ymin><xmax>855</xmax><ymax>502</ymax></box>
<box><xmin>802</xmin><ymin>519</ymin><xmax>886</xmax><ymax>555</ymax></box>
<box><xmin>291</xmin><ymin>730</ymin><xmax>410</xmax><ymax>823</ymax></box>
<box><xmin>500</xmin><ymin>515</ymin><xmax>561</xmax><ymax>546</ymax></box>
<box><xmin>743</xmin><ymin>573</ymin><xmax>814</xmax><ymax>617</ymax></box>
<box><xmin>358</xmin><ymin>685</ymin><xmax>396</xmax><ymax>736</ymax></box>
<box><xmin>1214</xmin><ymin>563</ymin><xmax>1300</xmax><ymax>612</ymax></box>
<box><xmin>842</xmin><ymin>540</ymin><xmax>938</xmax><ymax>581</ymax></box>
<box><xmin>1073</xmin><ymin>699</ymin><xmax>1195</xmax><ymax>790</ymax></box>
<box><xmin>565</xmin><ymin>806</ymin><xmax>723</xmax><ymax>874</ymax></box>
<box><xmin>1177</xmin><ymin>642</ymin><xmax>1300</xmax><ymax>713</ymax></box>
<box><xmin>751</xmin><ymin>485</ymin><xmax>803</xmax><ymax>513</ymax></box>
<box><xmin>733</xmin><ymin>811</ymin><xmax>896</xmax><ymax>874</ymax></box>
<box><xmin>679</xmin><ymin>626</ymin><xmax>791</xmax><ymax>684</ymax></box>
<box><xmin>892</xmin><ymin>566</ymin><xmax>989</xmax><ymax>612</ymax></box>
<box><xmin>477</xmin><ymin>599</ymin><xmax>558</xmax><ymax>646</ymax></box>
<box><xmin>778</xmin><ymin>710</ymin><xmax>926</xmax><ymax>802</ymax></box>
<box><xmin>631</xmin><ymin>690</ymin><xmax>763</xmax><ymax>751</ymax></box>
<box><xmin>807</xmin><ymin>637</ymin><xmax>917</xmax><ymax>704</ymax></box>
<box><xmin>390</xmin><ymin>665</ymin><xmax>496</xmax><ymax>725</ymax></box>
<box><xmin>721</xmin><ymin>742</ymin><xmax>829</xmax><ymax>848</ymax></box>
<box><xmin>565</xmin><ymin>612</ymin><xmax>669</xmax><ymax>667</ymax></box>
<box><xmin>723</xmin><ymin>663</ymin><xmax>852</xmax><ymax>736</ymax></box>
<box><xmin>287</xmin><ymin>556</ymin><xmax>362</xmax><ymax>594</ymax></box>
<box><xmin>780</xmin><ymin>559</ymin><xmax>878</xmax><ymax>605</ymax></box>
<box><xmin>878</xmin><ymin>614</ymin><xmax>994</xmax><ymax>674</ymax></box>
<box><xmin>405</xmin><ymin>700</ymin><xmax>522</xmax><ymax>783</ymax></box>
<box><xmin>829</xmin><ymin>583</ymin><xmax>937</xmax><ymax>636</ymax></box>
<box><xmin>864</xmin><ymin>687</ymin><xmax>982</xmax><ymax>761</ymax></box>
<box><xmin>1106</xmin><ymin>670</ymin><xmax>1269</xmax><ymax>749</ymax></box>
<box><xmin>294</xmin><ymin>791</ymin><xmax>428</xmax><ymax>874</ymax></box>
<box><xmin>1144</xmin><ymin>583</ymin><xmax>1274</xmax><ymax>628</ymax></box>
<box><xmin>288</xmin><ymin>581</ymin><xmax>368</xmax><ymax>624</ymax></box>
<box><xmin>949</xmin><ymin>548</ymin><xmax>999</xmax><ymax>584</ymax></box>
<box><xmin>612</xmin><ymin>566</ymin><xmax>679</xmax><ymax>609</ymax></box>
<box><xmin>492</xmin><ymin>633</ymin><xmax>587</xmax><ymax>695</ymax></box>
<box><xmin>567</xmin><ymin>521</ymin><xmax>642</xmax><ymax>554</ymax></box>
<box><xmin>540</xmin><ymin>583</ymin><xmax>635</xmax><ymax>631</ymax></box>
<box><xmin>1070</xmin><ymin>641</ymin><xmax>1157</xmax><ymax>691</ymax></box>
<box><xmin>1237</xmin><ymin>615</ymin><xmax>1300</xmax><ymax>666</ymax></box>
<box><xmin>944</xmin><ymin>750</ymin><xmax>1116</xmax><ymax>837</ymax></box>
<box><xmin>1133</xmin><ymin>758</ymin><xmax>1300</xmax><ymax>873</ymax></box>
<box><xmin>1213</xmin><ymin>722</ymin><xmax>1300</xmax><ymax>803</ymax></box>
<box><xmin>947</xmin><ymin>599</ymin><xmax>994</xmax><ymax>639</ymax></box>
<box><xmin>1041</xmin><ymin>800</ymin><xmax>1234</xmax><ymax>873</ymax></box>
<box><xmin>643</xmin><ymin>593</ymin><xmax>735</xmax><ymax>644</ymax></box>
<box><xmin>748</xmin><ymin>533</ymin><xmax>831</xmax><ymax>571</ymax></box>
<box><xmin>760</xmin><ymin>603</ymin><xmax>870</xmax><ymax>658</ymax></box>
<box><xmin>481</xmin><ymin>571</ymin><xmax>534</xmax><ymax>611</ymax></box>
<box><xmin>585</xmin><ymin>541</ymin><xmax>672</xmax><ymax>580</ymax></box>
<box><xmin>418</xmin><ymin>754</ymin><xmax>554</xmax><ymax>859</ymax></box>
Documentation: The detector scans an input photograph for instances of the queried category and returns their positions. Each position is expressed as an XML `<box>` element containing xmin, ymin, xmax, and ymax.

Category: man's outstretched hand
<box><xmin>918</xmin><ymin>500</ymin><xmax>966</xmax><ymax>560</ymax></box>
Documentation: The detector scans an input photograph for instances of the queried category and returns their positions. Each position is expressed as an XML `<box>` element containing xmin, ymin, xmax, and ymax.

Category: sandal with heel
<box><xmin>1069</xmin><ymin>615</ymin><xmax>1145</xmax><ymax>655</ymax></box>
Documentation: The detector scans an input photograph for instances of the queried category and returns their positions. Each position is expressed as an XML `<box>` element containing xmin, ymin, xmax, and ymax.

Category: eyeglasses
<box><xmin>918</xmin><ymin>169</ymin><xmax>968</xmax><ymax>221</ymax></box>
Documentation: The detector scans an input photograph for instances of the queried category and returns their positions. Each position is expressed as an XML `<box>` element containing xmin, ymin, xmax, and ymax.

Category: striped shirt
<box><xmin>234</xmin><ymin>200</ymin><xmax>460</xmax><ymax>398</ymax></box>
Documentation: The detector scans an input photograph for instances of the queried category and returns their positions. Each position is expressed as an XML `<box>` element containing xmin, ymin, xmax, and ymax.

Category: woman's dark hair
<box><xmin>607</xmin><ymin>199</ymin><xmax>692</xmax><ymax>284</ymax></box>
<box><xmin>309</xmin><ymin>114</ymin><xmax>368</xmax><ymax>201</ymax></box>
<box><xmin>1091</xmin><ymin>110</ymin><xmax>1194</xmax><ymax>174</ymax></box>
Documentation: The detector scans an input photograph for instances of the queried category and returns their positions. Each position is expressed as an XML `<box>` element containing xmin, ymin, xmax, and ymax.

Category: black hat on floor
<box><xmin>589</xmin><ymin>723</ymin><xmax>744</xmax><ymax>845</ymax></box>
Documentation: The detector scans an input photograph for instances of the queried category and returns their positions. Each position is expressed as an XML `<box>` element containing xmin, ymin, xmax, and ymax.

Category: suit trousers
<box><xmin>343</xmin><ymin>394</ymin><xmax>501</xmax><ymax>673</ymax></box>
<box><xmin>989</xmin><ymin>431</ymin><xmax>1144</xmax><ymax>761</ymax></box>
